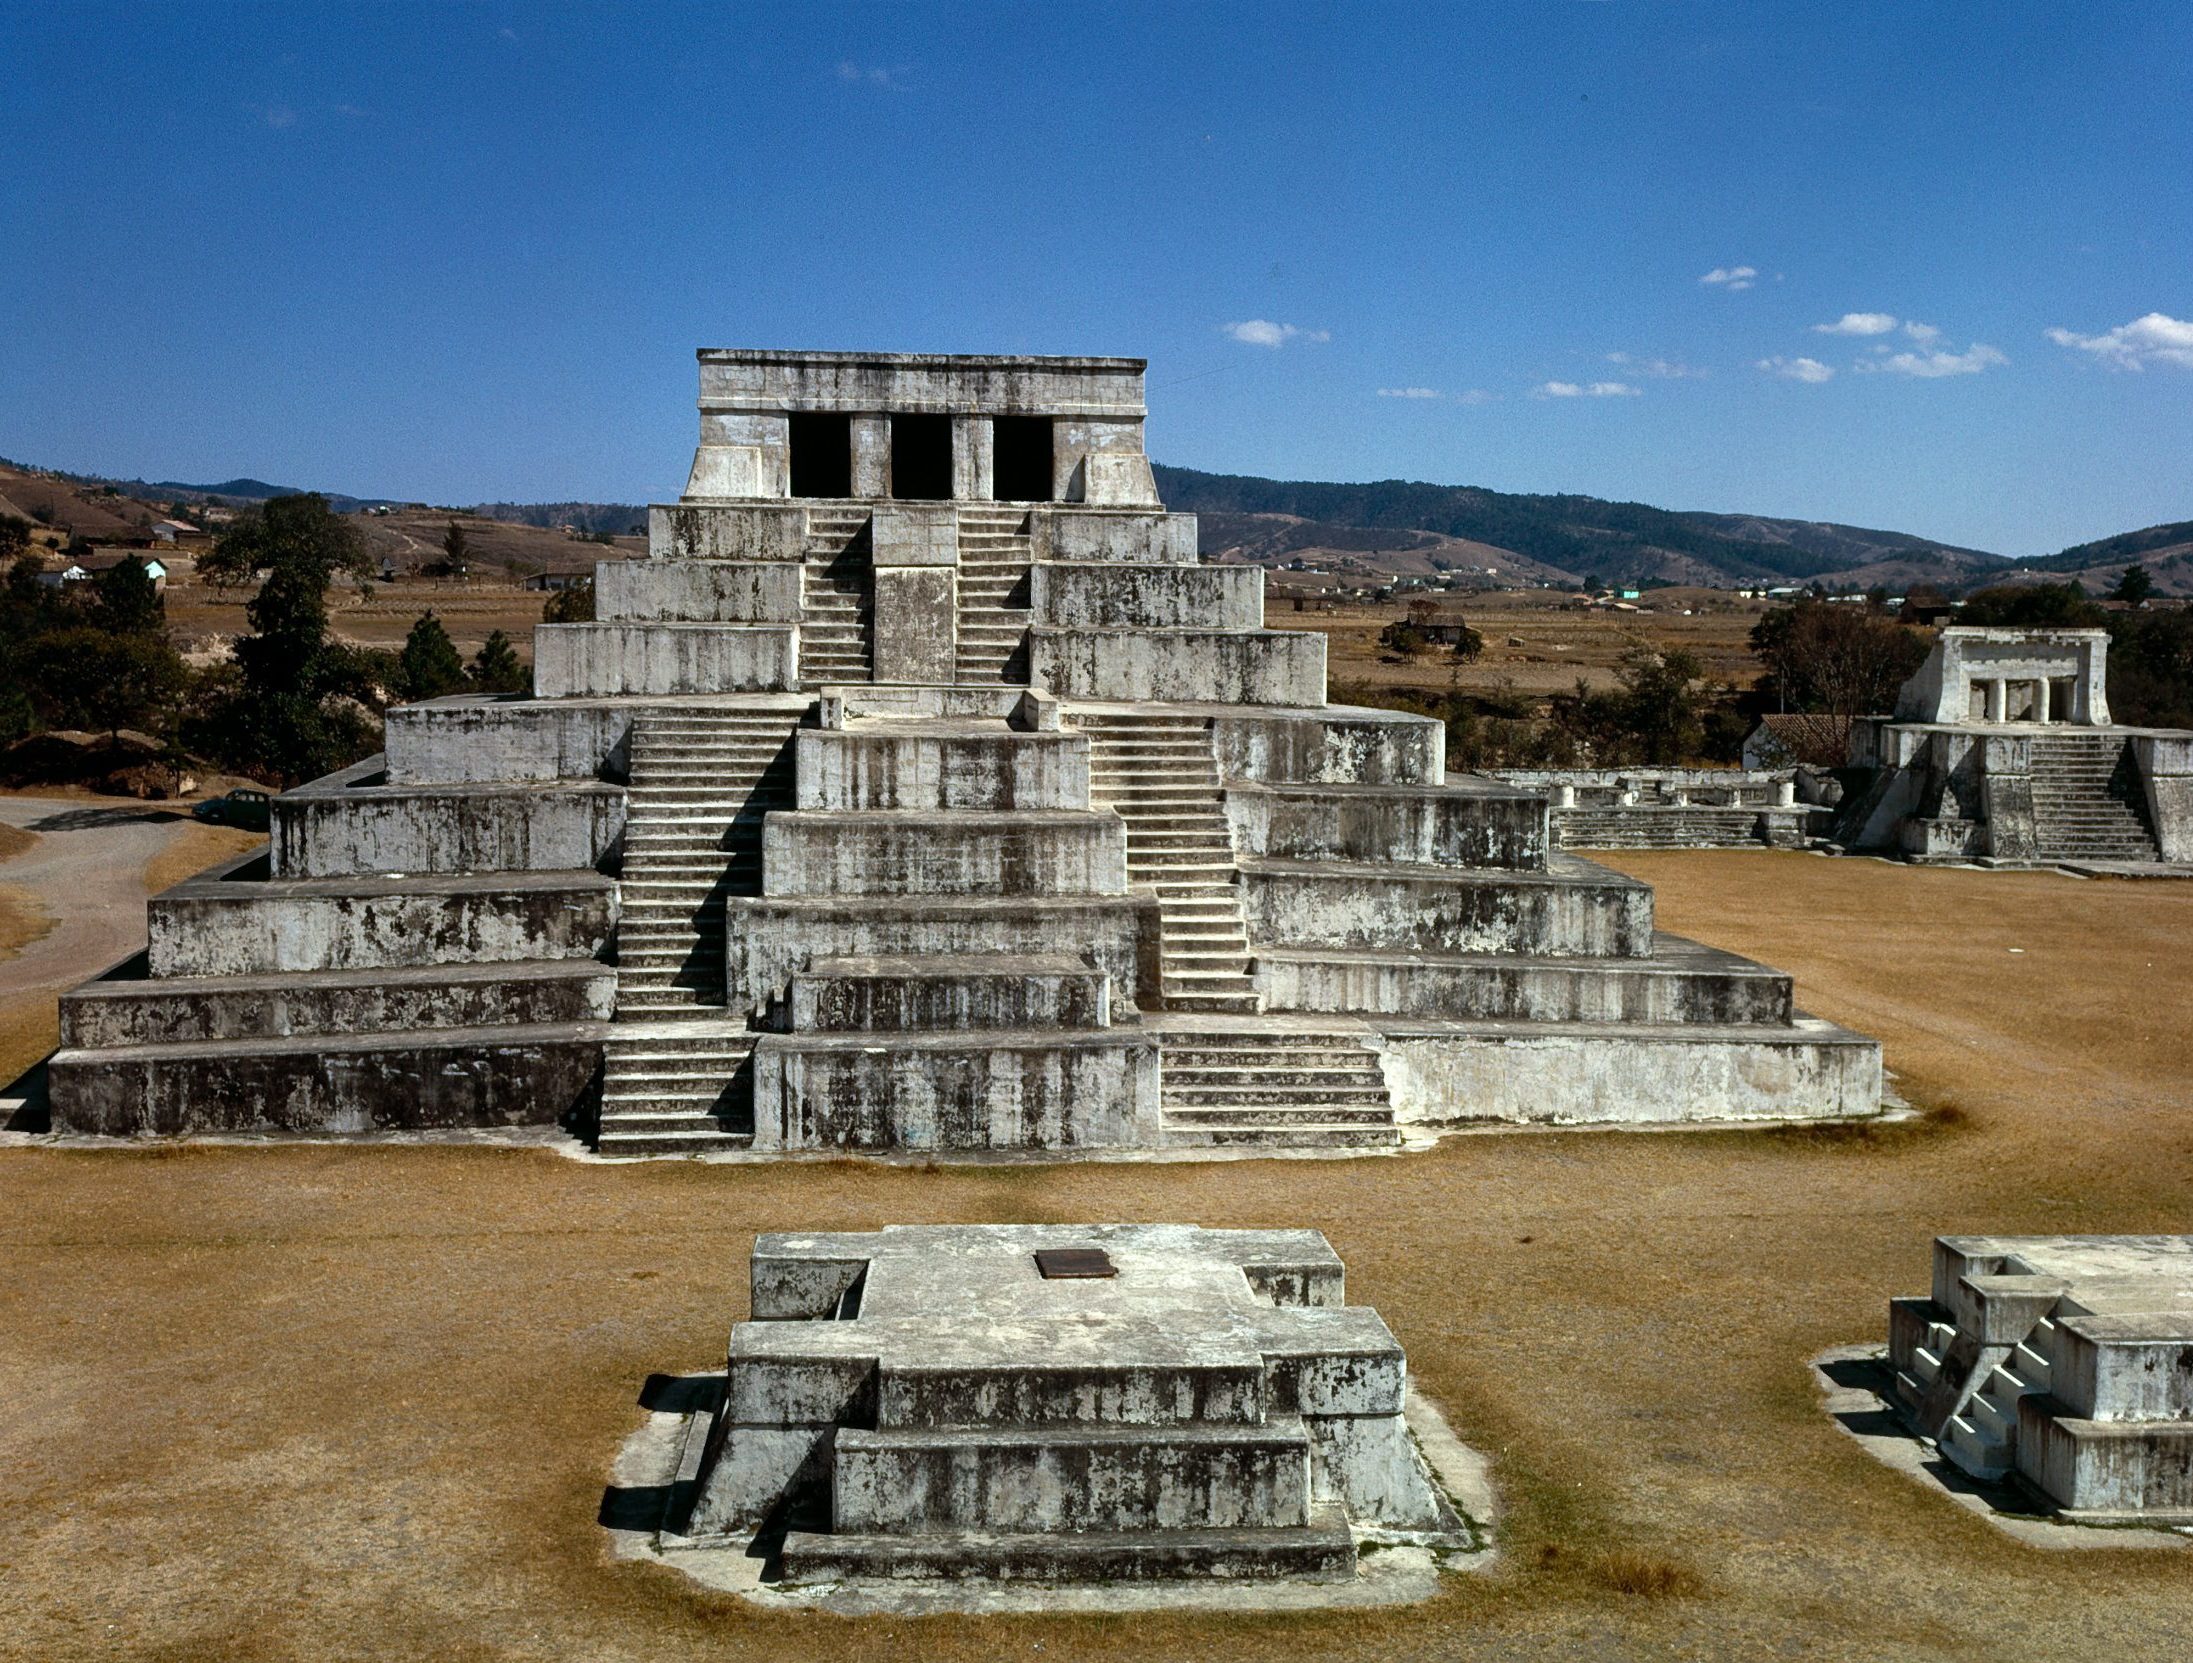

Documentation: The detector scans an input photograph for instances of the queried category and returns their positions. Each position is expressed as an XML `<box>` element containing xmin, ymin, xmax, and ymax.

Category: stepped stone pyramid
<box><xmin>48</xmin><ymin>349</ymin><xmax>1881</xmax><ymax>1150</ymax></box>
<box><xmin>665</xmin><ymin>1224</ymin><xmax>1467</xmax><ymax>1583</ymax></box>
<box><xmin>1889</xmin><ymin>1235</ymin><xmax>2193</xmax><ymax>1521</ymax></box>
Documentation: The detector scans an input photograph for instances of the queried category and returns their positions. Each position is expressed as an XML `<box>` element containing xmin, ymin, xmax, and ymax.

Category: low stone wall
<box><xmin>1241</xmin><ymin>857</ymin><xmax>1654</xmax><ymax>958</ymax></box>
<box><xmin>532</xmin><ymin>622</ymin><xmax>798</xmax><ymax>697</ymax></box>
<box><xmin>272</xmin><ymin>768</ymin><xmax>624</xmax><ymax>877</ymax></box>
<box><xmin>149</xmin><ymin>859</ymin><xmax>616</xmax><ymax>976</ymax></box>
<box><xmin>49</xmin><ymin>1023</ymin><xmax>605</xmax><ymax>1136</ymax></box>
<box><xmin>750</xmin><ymin>1031</ymin><xmax>1162</xmax><ymax>1151</ymax></box>
<box><xmin>794</xmin><ymin>726</ymin><xmax>1089</xmax><ymax>812</ymax></box>
<box><xmin>724</xmin><ymin>895</ymin><xmax>1148</xmax><ymax>1020</ymax></box>
<box><xmin>1032</xmin><ymin>562</ymin><xmax>1262</xmax><ymax>630</ymax></box>
<box><xmin>760</xmin><ymin>810</ymin><xmax>1127</xmax><ymax>898</ymax></box>
<box><xmin>1254</xmin><ymin>936</ymin><xmax>1791</xmax><ymax>1024</ymax></box>
<box><xmin>60</xmin><ymin>957</ymin><xmax>614</xmax><ymax>1047</ymax></box>
<box><xmin>1378</xmin><ymin>1016</ymin><xmax>1882</xmax><ymax>1125</ymax></box>
<box><xmin>1210</xmin><ymin>706</ymin><xmax>1444</xmax><ymax>787</ymax></box>
<box><xmin>595</xmin><ymin>559</ymin><xmax>804</xmax><ymax>622</ymax></box>
<box><xmin>1031</xmin><ymin>628</ymin><xmax>1326</xmax><ymax>707</ymax></box>
<box><xmin>1227</xmin><ymin>781</ymin><xmax>1547</xmax><ymax>871</ymax></box>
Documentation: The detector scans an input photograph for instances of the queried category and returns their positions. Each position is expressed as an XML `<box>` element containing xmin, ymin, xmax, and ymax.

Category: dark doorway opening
<box><xmin>991</xmin><ymin>416</ymin><xmax>1055</xmax><ymax>502</ymax></box>
<box><xmin>889</xmin><ymin>414</ymin><xmax>952</xmax><ymax>501</ymax></box>
<box><xmin>788</xmin><ymin>413</ymin><xmax>852</xmax><ymax>498</ymax></box>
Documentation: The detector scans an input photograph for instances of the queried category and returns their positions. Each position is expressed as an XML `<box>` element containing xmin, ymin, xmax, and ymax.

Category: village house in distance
<box><xmin>48</xmin><ymin>350</ymin><xmax>1881</xmax><ymax>1152</ymax></box>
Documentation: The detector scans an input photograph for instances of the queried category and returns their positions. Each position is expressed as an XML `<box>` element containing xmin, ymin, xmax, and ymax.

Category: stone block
<box><xmin>1033</xmin><ymin>510</ymin><xmax>1198</xmax><ymax>564</ymax></box>
<box><xmin>48</xmin><ymin>1021</ymin><xmax>604</xmax><ymax>1136</ymax></box>
<box><xmin>271</xmin><ymin>770</ymin><xmax>623</xmax><ymax>878</ymax></box>
<box><xmin>871</xmin><ymin>505</ymin><xmax>959</xmax><ymax>565</ymax></box>
<box><xmin>789</xmin><ymin>953</ymin><xmax>1110</xmax><ymax>1033</ymax></box>
<box><xmin>761</xmin><ymin>811</ymin><xmax>1127</xmax><ymax>898</ymax></box>
<box><xmin>869</xmin><ymin>566</ymin><xmax>956</xmax><ymax>683</ymax></box>
<box><xmin>385</xmin><ymin>696</ymin><xmax>633</xmax><ymax>785</ymax></box>
<box><xmin>1227</xmin><ymin>781</ymin><xmax>1547</xmax><ymax>871</ymax></box>
<box><xmin>750</xmin><ymin>1030</ymin><xmax>1163</xmax><ymax>1151</ymax></box>
<box><xmin>532</xmin><ymin>622</ymin><xmax>798</xmax><ymax>697</ymax></box>
<box><xmin>723</xmin><ymin>895</ymin><xmax>1148</xmax><ymax>1020</ymax></box>
<box><xmin>1210</xmin><ymin>706</ymin><xmax>1445</xmax><ymax>786</ymax></box>
<box><xmin>2016</xmin><ymin>1408</ymin><xmax>2193</xmax><ymax>1517</ymax></box>
<box><xmin>1031</xmin><ymin>627</ymin><xmax>1327</xmax><ymax>707</ymax></box>
<box><xmin>149</xmin><ymin>861</ymin><xmax>615</xmax><ymax>977</ymax></box>
<box><xmin>595</xmin><ymin>559</ymin><xmax>804</xmax><ymax>622</ymax></box>
<box><xmin>648</xmin><ymin>503</ymin><xmax>808</xmax><ymax>561</ymax></box>
<box><xmin>1240</xmin><ymin>855</ymin><xmax>1654</xmax><ymax>958</ymax></box>
<box><xmin>1033</xmin><ymin>562</ymin><xmax>1262</xmax><ymax>629</ymax></box>
<box><xmin>793</xmin><ymin>724</ymin><xmax>1089</xmax><ymax>812</ymax></box>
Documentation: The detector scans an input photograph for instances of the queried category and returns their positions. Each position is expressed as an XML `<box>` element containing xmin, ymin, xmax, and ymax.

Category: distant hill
<box><xmin>2009</xmin><ymin>521</ymin><xmax>2193</xmax><ymax>594</ymax></box>
<box><xmin>474</xmin><ymin>500</ymin><xmax>647</xmax><ymax>537</ymax></box>
<box><xmin>1152</xmin><ymin>464</ymin><xmax>2008</xmax><ymax>591</ymax></box>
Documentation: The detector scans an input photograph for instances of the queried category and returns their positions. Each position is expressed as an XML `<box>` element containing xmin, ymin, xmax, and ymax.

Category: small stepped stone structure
<box><xmin>1888</xmin><ymin>1235</ymin><xmax>2193</xmax><ymax>1521</ymax></box>
<box><xmin>669</xmin><ymin>1224</ymin><xmax>1466</xmax><ymax>1584</ymax></box>
<box><xmin>1843</xmin><ymin>627</ymin><xmax>2191</xmax><ymax>865</ymax></box>
<box><xmin>1492</xmin><ymin>767</ymin><xmax>1817</xmax><ymax>851</ymax></box>
<box><xmin>47</xmin><ymin>349</ymin><xmax>1880</xmax><ymax>1146</ymax></box>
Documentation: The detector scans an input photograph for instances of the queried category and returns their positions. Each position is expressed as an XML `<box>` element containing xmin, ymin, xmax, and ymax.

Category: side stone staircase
<box><xmin>955</xmin><ymin>505</ymin><xmax>1032</xmax><ymax>682</ymax></box>
<box><xmin>2027</xmin><ymin>732</ymin><xmax>2160</xmax><ymax>861</ymax></box>
<box><xmin>600</xmin><ymin>706</ymin><xmax>802</xmax><ymax>1155</ymax></box>
<box><xmin>801</xmin><ymin>508</ymin><xmax>874</xmax><ymax>683</ymax></box>
<box><xmin>1936</xmin><ymin>1316</ymin><xmax>2061</xmax><ymax>1481</ymax></box>
<box><xmin>1158</xmin><ymin>1030</ymin><xmax>1400</xmax><ymax>1149</ymax></box>
<box><xmin>1077</xmin><ymin>711</ymin><xmax>1260</xmax><ymax>1015</ymax></box>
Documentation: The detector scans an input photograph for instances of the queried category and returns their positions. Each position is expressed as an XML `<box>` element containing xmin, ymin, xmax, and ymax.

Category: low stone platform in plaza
<box><xmin>43</xmin><ymin>348</ymin><xmax>1883</xmax><ymax>1152</ymax></box>
<box><xmin>616</xmin><ymin>1224</ymin><xmax>1476</xmax><ymax>1597</ymax></box>
<box><xmin>1874</xmin><ymin>1235</ymin><xmax>2193</xmax><ymax>1524</ymax></box>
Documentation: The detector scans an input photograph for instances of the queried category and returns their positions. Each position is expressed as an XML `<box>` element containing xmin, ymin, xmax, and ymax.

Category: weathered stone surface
<box><xmin>385</xmin><ymin>696</ymin><xmax>634</xmax><ymax>785</ymax></box>
<box><xmin>761</xmin><ymin>810</ymin><xmax>1127</xmax><ymax>897</ymax></box>
<box><xmin>789</xmin><ymin>954</ymin><xmax>1110</xmax><ymax>1033</ymax></box>
<box><xmin>794</xmin><ymin>723</ymin><xmax>1089</xmax><ymax>812</ymax></box>
<box><xmin>595</xmin><ymin>559</ymin><xmax>804</xmax><ymax>622</ymax></box>
<box><xmin>1033</xmin><ymin>510</ymin><xmax>1198</xmax><ymax>564</ymax></box>
<box><xmin>1227</xmin><ymin>781</ymin><xmax>1548</xmax><ymax>871</ymax></box>
<box><xmin>1240</xmin><ymin>855</ymin><xmax>1654</xmax><ymax>958</ymax></box>
<box><xmin>1032</xmin><ymin>628</ymin><xmax>1326</xmax><ymax>707</ymax></box>
<box><xmin>1210</xmin><ymin>706</ymin><xmax>1444</xmax><ymax>786</ymax></box>
<box><xmin>532</xmin><ymin>622</ymin><xmax>798</xmax><ymax>697</ymax></box>
<box><xmin>647</xmin><ymin>503</ymin><xmax>807</xmax><ymax>561</ymax></box>
<box><xmin>272</xmin><ymin>765</ymin><xmax>623</xmax><ymax>878</ymax></box>
<box><xmin>1033</xmin><ymin>562</ymin><xmax>1262</xmax><ymax>630</ymax></box>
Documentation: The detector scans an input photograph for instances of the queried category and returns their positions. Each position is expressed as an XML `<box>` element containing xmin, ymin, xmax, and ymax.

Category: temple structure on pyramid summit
<box><xmin>47</xmin><ymin>349</ymin><xmax>1883</xmax><ymax>1155</ymax></box>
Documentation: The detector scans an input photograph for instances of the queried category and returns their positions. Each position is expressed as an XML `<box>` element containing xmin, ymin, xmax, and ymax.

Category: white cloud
<box><xmin>1856</xmin><ymin>342</ymin><xmax>2007</xmax><ymax>378</ymax></box>
<box><xmin>1537</xmin><ymin>380</ymin><xmax>1639</xmax><ymax>398</ymax></box>
<box><xmin>1699</xmin><ymin>265</ymin><xmax>1758</xmax><ymax>291</ymax></box>
<box><xmin>1607</xmin><ymin>352</ymin><xmax>1705</xmax><ymax>379</ymax></box>
<box><xmin>1813</xmin><ymin>312</ymin><xmax>1899</xmax><ymax>336</ymax></box>
<box><xmin>836</xmin><ymin>60</ymin><xmax>907</xmax><ymax>87</ymax></box>
<box><xmin>1757</xmin><ymin>355</ymin><xmax>1834</xmax><ymax>384</ymax></box>
<box><xmin>1902</xmin><ymin>321</ymin><xmax>1940</xmax><ymax>342</ymax></box>
<box><xmin>2046</xmin><ymin>312</ymin><xmax>2193</xmax><ymax>371</ymax></box>
<box><xmin>1377</xmin><ymin>386</ymin><xmax>1441</xmax><ymax>399</ymax></box>
<box><xmin>1223</xmin><ymin>320</ymin><xmax>1328</xmax><ymax>348</ymax></box>
<box><xmin>1452</xmin><ymin>388</ymin><xmax>1498</xmax><ymax>405</ymax></box>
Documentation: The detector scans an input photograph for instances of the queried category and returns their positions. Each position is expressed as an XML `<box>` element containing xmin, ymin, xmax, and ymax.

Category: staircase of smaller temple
<box><xmin>600</xmin><ymin>708</ymin><xmax>800</xmax><ymax>1155</ymax></box>
<box><xmin>2028</xmin><ymin>733</ymin><xmax>2160</xmax><ymax>862</ymax></box>
<box><xmin>954</xmin><ymin>506</ymin><xmax>1033</xmax><ymax>682</ymax></box>
<box><xmin>1157</xmin><ymin>1030</ymin><xmax>1399</xmax><ymax>1148</ymax></box>
<box><xmin>800</xmin><ymin>508</ymin><xmax>874</xmax><ymax>683</ymax></box>
<box><xmin>1077</xmin><ymin>712</ymin><xmax>1259</xmax><ymax>1015</ymax></box>
<box><xmin>1938</xmin><ymin>1315</ymin><xmax>2062</xmax><ymax>1481</ymax></box>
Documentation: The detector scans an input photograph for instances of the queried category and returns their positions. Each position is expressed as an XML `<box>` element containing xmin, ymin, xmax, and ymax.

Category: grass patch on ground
<box><xmin>0</xmin><ymin>880</ymin><xmax>54</xmax><ymax>962</ymax></box>
<box><xmin>141</xmin><ymin>823</ymin><xmax>263</xmax><ymax>895</ymax></box>
<box><xmin>0</xmin><ymin>821</ymin><xmax>36</xmax><ymax>864</ymax></box>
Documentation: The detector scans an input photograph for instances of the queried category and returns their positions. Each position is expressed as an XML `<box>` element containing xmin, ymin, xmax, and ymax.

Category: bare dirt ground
<box><xmin>2</xmin><ymin>852</ymin><xmax>2191</xmax><ymax>1661</ymax></box>
<box><xmin>1281</xmin><ymin>588</ymin><xmax>1774</xmax><ymax>700</ymax></box>
<box><xmin>165</xmin><ymin>578</ymin><xmax>557</xmax><ymax>662</ymax></box>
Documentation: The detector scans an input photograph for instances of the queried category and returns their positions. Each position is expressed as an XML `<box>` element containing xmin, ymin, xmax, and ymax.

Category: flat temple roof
<box><xmin>696</xmin><ymin>348</ymin><xmax>1146</xmax><ymax>371</ymax></box>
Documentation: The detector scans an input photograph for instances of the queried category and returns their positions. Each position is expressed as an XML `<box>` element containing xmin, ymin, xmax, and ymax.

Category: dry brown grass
<box><xmin>0</xmin><ymin>880</ymin><xmax>53</xmax><ymax>961</ymax></box>
<box><xmin>2</xmin><ymin>853</ymin><xmax>2191</xmax><ymax>1660</ymax></box>
<box><xmin>141</xmin><ymin>823</ymin><xmax>266</xmax><ymax>896</ymax></box>
<box><xmin>0</xmin><ymin>822</ymin><xmax>36</xmax><ymax>864</ymax></box>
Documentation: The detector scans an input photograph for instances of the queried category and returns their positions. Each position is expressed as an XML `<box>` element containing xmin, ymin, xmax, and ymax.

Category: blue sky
<box><xmin>2</xmin><ymin>2</ymin><xmax>2188</xmax><ymax>558</ymax></box>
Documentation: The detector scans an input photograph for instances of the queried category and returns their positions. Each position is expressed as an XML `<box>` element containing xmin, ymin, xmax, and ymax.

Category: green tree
<box><xmin>2113</xmin><ymin>564</ymin><xmax>2155</xmax><ymax>604</ymax></box>
<box><xmin>469</xmin><ymin>628</ymin><xmax>527</xmax><ymax>693</ymax></box>
<box><xmin>199</xmin><ymin>492</ymin><xmax>368</xmax><ymax>589</ymax></box>
<box><xmin>542</xmin><ymin>576</ymin><xmax>595</xmax><ymax>623</ymax></box>
<box><xmin>27</xmin><ymin>626</ymin><xmax>189</xmax><ymax>739</ymax></box>
<box><xmin>1749</xmin><ymin>599</ymin><xmax>1929</xmax><ymax>727</ymax></box>
<box><xmin>0</xmin><ymin>515</ymin><xmax>28</xmax><ymax>559</ymax></box>
<box><xmin>1958</xmin><ymin>581</ymin><xmax>2105</xmax><ymax>628</ymax></box>
<box><xmin>89</xmin><ymin>554</ymin><xmax>164</xmax><ymax>635</ymax></box>
<box><xmin>395</xmin><ymin>611</ymin><xmax>468</xmax><ymax>701</ymax></box>
<box><xmin>442</xmin><ymin>519</ymin><xmax>469</xmax><ymax>572</ymax></box>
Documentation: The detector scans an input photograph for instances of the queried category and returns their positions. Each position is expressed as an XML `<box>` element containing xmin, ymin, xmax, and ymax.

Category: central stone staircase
<box><xmin>955</xmin><ymin>505</ymin><xmax>1033</xmax><ymax>682</ymax></box>
<box><xmin>601</xmin><ymin>706</ymin><xmax>801</xmax><ymax>1155</ymax></box>
<box><xmin>1157</xmin><ymin>1029</ymin><xmax>1400</xmax><ymax>1148</ymax></box>
<box><xmin>1077</xmin><ymin>711</ymin><xmax>1260</xmax><ymax>1015</ymax></box>
<box><xmin>2028</xmin><ymin>732</ymin><xmax>2160</xmax><ymax>862</ymax></box>
<box><xmin>800</xmin><ymin>508</ymin><xmax>874</xmax><ymax>683</ymax></box>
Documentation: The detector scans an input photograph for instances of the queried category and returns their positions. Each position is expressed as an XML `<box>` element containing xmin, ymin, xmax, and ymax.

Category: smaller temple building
<box><xmin>1841</xmin><ymin>626</ymin><xmax>2192</xmax><ymax>865</ymax></box>
<box><xmin>1889</xmin><ymin>1235</ymin><xmax>2193</xmax><ymax>1522</ymax></box>
<box><xmin>663</xmin><ymin>1224</ymin><xmax>1466</xmax><ymax>1585</ymax></box>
